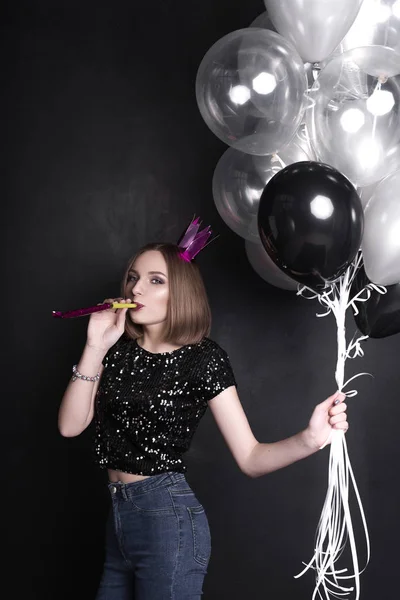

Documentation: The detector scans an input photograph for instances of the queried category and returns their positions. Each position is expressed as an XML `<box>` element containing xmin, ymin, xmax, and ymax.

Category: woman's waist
<box><xmin>106</xmin><ymin>470</ymin><xmax>188</xmax><ymax>497</ymax></box>
<box><xmin>108</xmin><ymin>468</ymin><xmax>151</xmax><ymax>483</ymax></box>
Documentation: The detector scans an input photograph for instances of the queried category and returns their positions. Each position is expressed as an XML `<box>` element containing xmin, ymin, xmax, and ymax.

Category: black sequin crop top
<box><xmin>94</xmin><ymin>334</ymin><xmax>237</xmax><ymax>475</ymax></box>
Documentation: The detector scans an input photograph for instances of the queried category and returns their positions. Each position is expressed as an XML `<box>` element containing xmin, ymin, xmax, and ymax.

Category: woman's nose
<box><xmin>131</xmin><ymin>281</ymin><xmax>144</xmax><ymax>295</ymax></box>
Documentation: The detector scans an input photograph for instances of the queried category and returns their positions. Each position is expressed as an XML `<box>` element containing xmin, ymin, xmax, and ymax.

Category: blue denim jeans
<box><xmin>95</xmin><ymin>472</ymin><xmax>211</xmax><ymax>599</ymax></box>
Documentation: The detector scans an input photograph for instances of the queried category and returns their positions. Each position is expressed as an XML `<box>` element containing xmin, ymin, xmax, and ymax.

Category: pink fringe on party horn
<box><xmin>177</xmin><ymin>216</ymin><xmax>213</xmax><ymax>262</ymax></box>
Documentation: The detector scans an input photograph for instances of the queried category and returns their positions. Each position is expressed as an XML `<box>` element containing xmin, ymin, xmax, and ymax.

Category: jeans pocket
<box><xmin>129</xmin><ymin>488</ymin><xmax>175</xmax><ymax>516</ymax></box>
<box><xmin>187</xmin><ymin>506</ymin><xmax>211</xmax><ymax>567</ymax></box>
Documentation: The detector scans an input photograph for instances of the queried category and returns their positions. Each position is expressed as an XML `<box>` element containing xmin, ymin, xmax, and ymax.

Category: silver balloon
<box><xmin>245</xmin><ymin>239</ymin><xmax>298</xmax><ymax>290</ymax></box>
<box><xmin>340</xmin><ymin>0</ymin><xmax>400</xmax><ymax>55</ymax></box>
<box><xmin>264</xmin><ymin>0</ymin><xmax>364</xmax><ymax>63</ymax></box>
<box><xmin>212</xmin><ymin>141</ymin><xmax>310</xmax><ymax>242</ymax></box>
<box><xmin>307</xmin><ymin>46</ymin><xmax>400</xmax><ymax>187</ymax></box>
<box><xmin>249</xmin><ymin>11</ymin><xmax>276</xmax><ymax>30</ymax></box>
<box><xmin>362</xmin><ymin>169</ymin><xmax>400</xmax><ymax>285</ymax></box>
<box><xmin>196</xmin><ymin>28</ymin><xmax>307</xmax><ymax>155</ymax></box>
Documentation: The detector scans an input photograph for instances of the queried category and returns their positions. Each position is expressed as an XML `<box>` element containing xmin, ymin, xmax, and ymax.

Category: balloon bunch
<box><xmin>196</xmin><ymin>0</ymin><xmax>400</xmax><ymax>291</ymax></box>
<box><xmin>196</xmin><ymin>2</ymin><xmax>400</xmax><ymax>600</ymax></box>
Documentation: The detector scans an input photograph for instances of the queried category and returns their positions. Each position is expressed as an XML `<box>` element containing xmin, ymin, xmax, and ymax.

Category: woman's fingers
<box><xmin>334</xmin><ymin>421</ymin><xmax>349</xmax><ymax>431</ymax></box>
<box><xmin>116</xmin><ymin>299</ymin><xmax>131</xmax><ymax>328</ymax></box>
<box><xmin>329</xmin><ymin>412</ymin><xmax>347</xmax><ymax>425</ymax></box>
<box><xmin>329</xmin><ymin>402</ymin><xmax>347</xmax><ymax>416</ymax></box>
<box><xmin>329</xmin><ymin>412</ymin><xmax>349</xmax><ymax>431</ymax></box>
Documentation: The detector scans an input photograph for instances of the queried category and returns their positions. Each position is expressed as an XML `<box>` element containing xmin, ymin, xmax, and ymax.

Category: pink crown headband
<box><xmin>177</xmin><ymin>216</ymin><xmax>214</xmax><ymax>262</ymax></box>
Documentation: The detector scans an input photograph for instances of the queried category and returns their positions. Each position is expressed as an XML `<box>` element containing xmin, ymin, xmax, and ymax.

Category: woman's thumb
<box><xmin>323</xmin><ymin>391</ymin><xmax>346</xmax><ymax>407</ymax></box>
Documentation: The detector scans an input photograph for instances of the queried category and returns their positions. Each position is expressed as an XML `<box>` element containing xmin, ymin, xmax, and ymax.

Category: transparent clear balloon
<box><xmin>362</xmin><ymin>169</ymin><xmax>400</xmax><ymax>285</ymax></box>
<box><xmin>295</xmin><ymin>121</ymin><xmax>317</xmax><ymax>159</ymax></box>
<box><xmin>212</xmin><ymin>141</ymin><xmax>310</xmax><ymax>243</ymax></box>
<box><xmin>340</xmin><ymin>0</ymin><xmax>400</xmax><ymax>55</ymax></box>
<box><xmin>264</xmin><ymin>0</ymin><xmax>364</xmax><ymax>63</ymax></box>
<box><xmin>306</xmin><ymin>46</ymin><xmax>400</xmax><ymax>187</ymax></box>
<box><xmin>357</xmin><ymin>181</ymin><xmax>381</xmax><ymax>209</ymax></box>
<box><xmin>245</xmin><ymin>239</ymin><xmax>298</xmax><ymax>290</ymax></box>
<box><xmin>196</xmin><ymin>28</ymin><xmax>307</xmax><ymax>155</ymax></box>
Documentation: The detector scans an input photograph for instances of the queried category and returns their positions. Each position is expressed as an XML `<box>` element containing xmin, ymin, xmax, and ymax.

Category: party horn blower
<box><xmin>52</xmin><ymin>301</ymin><xmax>137</xmax><ymax>319</ymax></box>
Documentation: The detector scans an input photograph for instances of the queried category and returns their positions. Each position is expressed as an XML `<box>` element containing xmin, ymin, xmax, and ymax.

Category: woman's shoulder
<box><xmin>197</xmin><ymin>337</ymin><xmax>237</xmax><ymax>388</ymax></box>
<box><xmin>198</xmin><ymin>337</ymin><xmax>231</xmax><ymax>358</ymax></box>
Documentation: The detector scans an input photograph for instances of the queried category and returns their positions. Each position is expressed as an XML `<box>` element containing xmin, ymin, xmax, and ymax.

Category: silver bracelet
<box><xmin>72</xmin><ymin>364</ymin><xmax>100</xmax><ymax>382</ymax></box>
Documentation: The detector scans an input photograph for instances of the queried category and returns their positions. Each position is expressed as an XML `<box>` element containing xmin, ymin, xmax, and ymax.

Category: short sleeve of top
<box><xmin>198</xmin><ymin>341</ymin><xmax>237</xmax><ymax>403</ymax></box>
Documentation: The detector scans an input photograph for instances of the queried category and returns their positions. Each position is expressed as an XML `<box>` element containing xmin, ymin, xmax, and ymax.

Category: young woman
<box><xmin>58</xmin><ymin>237</ymin><xmax>348</xmax><ymax>600</ymax></box>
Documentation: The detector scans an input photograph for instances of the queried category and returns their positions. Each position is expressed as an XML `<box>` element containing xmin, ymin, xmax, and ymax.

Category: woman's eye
<box><xmin>128</xmin><ymin>275</ymin><xmax>163</xmax><ymax>284</ymax></box>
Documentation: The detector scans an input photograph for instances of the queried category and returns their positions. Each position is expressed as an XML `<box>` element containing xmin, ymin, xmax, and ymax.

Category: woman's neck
<box><xmin>137</xmin><ymin>333</ymin><xmax>182</xmax><ymax>354</ymax></box>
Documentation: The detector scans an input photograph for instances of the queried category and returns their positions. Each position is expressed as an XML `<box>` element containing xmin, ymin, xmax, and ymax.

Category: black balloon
<box><xmin>351</xmin><ymin>266</ymin><xmax>400</xmax><ymax>339</ymax></box>
<box><xmin>258</xmin><ymin>161</ymin><xmax>364</xmax><ymax>292</ymax></box>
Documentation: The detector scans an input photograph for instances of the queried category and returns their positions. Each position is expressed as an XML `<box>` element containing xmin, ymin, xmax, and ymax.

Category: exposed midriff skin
<box><xmin>108</xmin><ymin>468</ymin><xmax>151</xmax><ymax>483</ymax></box>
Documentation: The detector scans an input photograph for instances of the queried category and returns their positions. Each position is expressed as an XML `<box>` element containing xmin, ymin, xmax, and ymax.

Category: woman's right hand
<box><xmin>86</xmin><ymin>298</ymin><xmax>132</xmax><ymax>352</ymax></box>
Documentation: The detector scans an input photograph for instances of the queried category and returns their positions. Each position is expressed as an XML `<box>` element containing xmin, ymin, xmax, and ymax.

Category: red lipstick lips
<box><xmin>132</xmin><ymin>302</ymin><xmax>144</xmax><ymax>310</ymax></box>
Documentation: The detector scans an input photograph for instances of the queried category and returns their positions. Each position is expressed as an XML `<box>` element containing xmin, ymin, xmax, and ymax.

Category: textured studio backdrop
<box><xmin>3</xmin><ymin>1</ymin><xmax>400</xmax><ymax>599</ymax></box>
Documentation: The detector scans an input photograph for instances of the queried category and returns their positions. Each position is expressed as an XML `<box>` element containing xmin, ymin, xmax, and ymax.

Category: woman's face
<box><xmin>125</xmin><ymin>250</ymin><xmax>169</xmax><ymax>327</ymax></box>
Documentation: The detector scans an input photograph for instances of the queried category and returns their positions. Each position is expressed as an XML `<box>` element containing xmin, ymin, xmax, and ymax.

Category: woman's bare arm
<box><xmin>58</xmin><ymin>344</ymin><xmax>105</xmax><ymax>437</ymax></box>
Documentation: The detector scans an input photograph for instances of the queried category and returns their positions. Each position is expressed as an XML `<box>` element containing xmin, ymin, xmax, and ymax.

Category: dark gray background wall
<box><xmin>3</xmin><ymin>1</ymin><xmax>399</xmax><ymax>598</ymax></box>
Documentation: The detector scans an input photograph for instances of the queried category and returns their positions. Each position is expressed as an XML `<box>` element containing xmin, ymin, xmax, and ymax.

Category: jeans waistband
<box><xmin>107</xmin><ymin>471</ymin><xmax>186</xmax><ymax>500</ymax></box>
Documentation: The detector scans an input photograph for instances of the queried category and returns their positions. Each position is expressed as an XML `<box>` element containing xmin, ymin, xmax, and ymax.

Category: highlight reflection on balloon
<box><xmin>307</xmin><ymin>46</ymin><xmax>400</xmax><ymax>187</ymax></box>
<box><xmin>196</xmin><ymin>28</ymin><xmax>307</xmax><ymax>155</ymax></box>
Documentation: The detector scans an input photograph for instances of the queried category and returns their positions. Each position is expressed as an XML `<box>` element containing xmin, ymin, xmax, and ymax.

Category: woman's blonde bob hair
<box><xmin>121</xmin><ymin>243</ymin><xmax>211</xmax><ymax>345</ymax></box>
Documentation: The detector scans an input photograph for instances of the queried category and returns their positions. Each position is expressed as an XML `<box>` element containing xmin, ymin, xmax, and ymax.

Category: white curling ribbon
<box><xmin>341</xmin><ymin>372</ymin><xmax>373</xmax><ymax>399</ymax></box>
<box><xmin>316</xmin><ymin>306</ymin><xmax>333</xmax><ymax>318</ymax></box>
<box><xmin>368</xmin><ymin>284</ymin><xmax>386</xmax><ymax>294</ymax></box>
<box><xmin>295</xmin><ymin>252</ymin><xmax>371</xmax><ymax>600</ymax></box>
<box><xmin>295</xmin><ymin>431</ymin><xmax>370</xmax><ymax>600</ymax></box>
<box><xmin>349</xmin><ymin>283</ymin><xmax>386</xmax><ymax>316</ymax></box>
<box><xmin>345</xmin><ymin>335</ymin><xmax>369</xmax><ymax>360</ymax></box>
<box><xmin>297</xmin><ymin>286</ymin><xmax>334</xmax><ymax>318</ymax></box>
<box><xmin>348</xmin><ymin>288</ymin><xmax>371</xmax><ymax>317</ymax></box>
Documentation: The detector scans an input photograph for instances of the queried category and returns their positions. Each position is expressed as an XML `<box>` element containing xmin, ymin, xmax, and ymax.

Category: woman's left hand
<box><xmin>305</xmin><ymin>391</ymin><xmax>348</xmax><ymax>450</ymax></box>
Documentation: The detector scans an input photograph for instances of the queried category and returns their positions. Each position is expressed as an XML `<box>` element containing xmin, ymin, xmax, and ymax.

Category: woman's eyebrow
<box><xmin>129</xmin><ymin>269</ymin><xmax>167</xmax><ymax>277</ymax></box>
